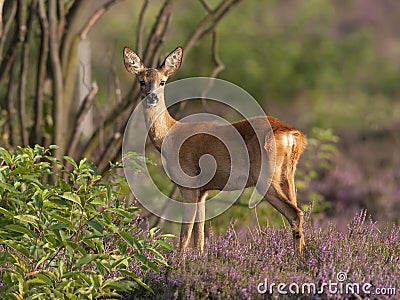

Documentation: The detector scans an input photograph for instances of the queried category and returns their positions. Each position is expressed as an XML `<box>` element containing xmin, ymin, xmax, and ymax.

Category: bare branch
<box><xmin>209</xmin><ymin>30</ymin><xmax>224</xmax><ymax>78</ymax></box>
<box><xmin>80</xmin><ymin>0</ymin><xmax>124</xmax><ymax>40</ymax></box>
<box><xmin>199</xmin><ymin>0</ymin><xmax>212</xmax><ymax>13</ymax></box>
<box><xmin>153</xmin><ymin>184</ymin><xmax>179</xmax><ymax>228</ymax></box>
<box><xmin>67</xmin><ymin>82</ymin><xmax>99</xmax><ymax>158</ymax></box>
<box><xmin>0</xmin><ymin>0</ymin><xmax>4</xmax><ymax>37</ymax></box>
<box><xmin>49</xmin><ymin>0</ymin><xmax>65</xmax><ymax>158</ymax></box>
<box><xmin>0</xmin><ymin>1</ymin><xmax>17</xmax><ymax>58</ymax></box>
<box><xmin>184</xmin><ymin>0</ymin><xmax>242</xmax><ymax>55</ymax></box>
<box><xmin>97</xmin><ymin>132</ymin><xmax>122</xmax><ymax>174</ymax></box>
<box><xmin>136</xmin><ymin>0</ymin><xmax>149</xmax><ymax>57</ymax></box>
<box><xmin>150</xmin><ymin>12</ymin><xmax>171</xmax><ymax>68</ymax></box>
<box><xmin>30</xmin><ymin>0</ymin><xmax>49</xmax><ymax>145</ymax></box>
<box><xmin>61</xmin><ymin>0</ymin><xmax>86</xmax><ymax>74</ymax></box>
<box><xmin>6</xmin><ymin>60</ymin><xmax>18</xmax><ymax>147</ymax></box>
<box><xmin>200</xmin><ymin>30</ymin><xmax>225</xmax><ymax>110</ymax></box>
<box><xmin>19</xmin><ymin>0</ymin><xmax>37</xmax><ymax>146</ymax></box>
<box><xmin>143</xmin><ymin>0</ymin><xmax>176</xmax><ymax>65</ymax></box>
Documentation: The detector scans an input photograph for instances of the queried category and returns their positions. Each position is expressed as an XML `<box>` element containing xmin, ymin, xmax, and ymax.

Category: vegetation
<box><xmin>128</xmin><ymin>210</ymin><xmax>399</xmax><ymax>299</ymax></box>
<box><xmin>0</xmin><ymin>145</ymin><xmax>173</xmax><ymax>299</ymax></box>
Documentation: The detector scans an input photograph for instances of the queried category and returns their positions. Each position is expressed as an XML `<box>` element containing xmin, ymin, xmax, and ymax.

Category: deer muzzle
<box><xmin>145</xmin><ymin>92</ymin><xmax>158</xmax><ymax>106</ymax></box>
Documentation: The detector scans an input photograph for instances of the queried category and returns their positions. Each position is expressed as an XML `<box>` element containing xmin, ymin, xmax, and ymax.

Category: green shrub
<box><xmin>0</xmin><ymin>145</ymin><xmax>173</xmax><ymax>299</ymax></box>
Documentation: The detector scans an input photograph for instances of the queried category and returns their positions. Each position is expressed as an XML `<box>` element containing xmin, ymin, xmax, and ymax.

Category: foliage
<box><xmin>0</xmin><ymin>145</ymin><xmax>173</xmax><ymax>299</ymax></box>
<box><xmin>296</xmin><ymin>127</ymin><xmax>339</xmax><ymax>214</ymax></box>
<box><xmin>127</xmin><ymin>210</ymin><xmax>399</xmax><ymax>299</ymax></box>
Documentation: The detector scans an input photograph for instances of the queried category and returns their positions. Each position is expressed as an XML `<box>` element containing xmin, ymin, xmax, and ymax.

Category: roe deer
<box><xmin>123</xmin><ymin>46</ymin><xmax>307</xmax><ymax>255</ymax></box>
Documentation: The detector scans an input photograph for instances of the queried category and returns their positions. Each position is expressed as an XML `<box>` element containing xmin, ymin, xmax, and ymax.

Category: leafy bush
<box><xmin>0</xmin><ymin>145</ymin><xmax>173</xmax><ymax>299</ymax></box>
<box><xmin>128</xmin><ymin>210</ymin><xmax>399</xmax><ymax>299</ymax></box>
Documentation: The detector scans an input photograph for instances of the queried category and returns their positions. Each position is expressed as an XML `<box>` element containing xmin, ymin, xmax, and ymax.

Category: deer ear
<box><xmin>160</xmin><ymin>47</ymin><xmax>183</xmax><ymax>76</ymax></box>
<box><xmin>123</xmin><ymin>47</ymin><xmax>145</xmax><ymax>75</ymax></box>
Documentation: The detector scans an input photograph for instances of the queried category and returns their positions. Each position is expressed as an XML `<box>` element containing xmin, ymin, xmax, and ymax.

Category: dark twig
<box><xmin>150</xmin><ymin>13</ymin><xmax>171</xmax><ymax>68</ymax></box>
<box><xmin>143</xmin><ymin>0</ymin><xmax>176</xmax><ymax>65</ymax></box>
<box><xmin>31</xmin><ymin>0</ymin><xmax>49</xmax><ymax>145</ymax></box>
<box><xmin>200</xmin><ymin>30</ymin><xmax>225</xmax><ymax>110</ymax></box>
<box><xmin>80</xmin><ymin>0</ymin><xmax>124</xmax><ymax>40</ymax></box>
<box><xmin>0</xmin><ymin>1</ymin><xmax>16</xmax><ymax>59</ymax></box>
<box><xmin>199</xmin><ymin>0</ymin><xmax>212</xmax><ymax>13</ymax></box>
<box><xmin>6</xmin><ymin>60</ymin><xmax>18</xmax><ymax>147</ymax></box>
<box><xmin>18</xmin><ymin>0</ymin><xmax>37</xmax><ymax>146</ymax></box>
<box><xmin>153</xmin><ymin>184</ymin><xmax>179</xmax><ymax>228</ymax></box>
<box><xmin>136</xmin><ymin>0</ymin><xmax>149</xmax><ymax>58</ymax></box>
<box><xmin>184</xmin><ymin>0</ymin><xmax>242</xmax><ymax>54</ymax></box>
<box><xmin>48</xmin><ymin>0</ymin><xmax>64</xmax><ymax>158</ymax></box>
<box><xmin>67</xmin><ymin>82</ymin><xmax>99</xmax><ymax>159</ymax></box>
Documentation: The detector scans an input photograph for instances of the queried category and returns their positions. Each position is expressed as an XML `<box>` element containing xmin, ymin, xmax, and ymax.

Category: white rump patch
<box><xmin>283</xmin><ymin>133</ymin><xmax>296</xmax><ymax>147</ymax></box>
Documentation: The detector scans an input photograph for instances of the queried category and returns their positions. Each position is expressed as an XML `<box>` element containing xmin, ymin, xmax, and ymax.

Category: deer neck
<box><xmin>143</xmin><ymin>98</ymin><xmax>177</xmax><ymax>151</ymax></box>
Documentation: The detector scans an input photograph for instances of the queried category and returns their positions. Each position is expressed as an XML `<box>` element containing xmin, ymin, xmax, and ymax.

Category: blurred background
<box><xmin>0</xmin><ymin>0</ymin><xmax>399</xmax><ymax>235</ymax></box>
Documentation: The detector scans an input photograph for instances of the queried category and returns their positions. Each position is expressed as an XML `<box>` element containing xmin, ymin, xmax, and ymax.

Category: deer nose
<box><xmin>145</xmin><ymin>92</ymin><xmax>158</xmax><ymax>106</ymax></box>
<box><xmin>147</xmin><ymin>92</ymin><xmax>158</xmax><ymax>100</ymax></box>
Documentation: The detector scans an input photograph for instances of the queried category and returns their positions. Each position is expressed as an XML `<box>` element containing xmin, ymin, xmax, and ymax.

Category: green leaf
<box><xmin>149</xmin><ymin>227</ymin><xmax>160</xmax><ymax>237</ymax></box>
<box><xmin>87</xmin><ymin>220</ymin><xmax>103</xmax><ymax>234</ymax></box>
<box><xmin>0</xmin><ymin>182</ymin><xmax>18</xmax><ymax>193</ymax></box>
<box><xmin>118</xmin><ymin>231</ymin><xmax>135</xmax><ymax>248</ymax></box>
<box><xmin>0</xmin><ymin>147</ymin><xmax>13</xmax><ymax>164</ymax></box>
<box><xmin>73</xmin><ymin>254</ymin><xmax>99</xmax><ymax>271</ymax></box>
<box><xmin>119</xmin><ymin>270</ymin><xmax>154</xmax><ymax>293</ymax></box>
<box><xmin>61</xmin><ymin>192</ymin><xmax>82</xmax><ymax>208</ymax></box>
<box><xmin>14</xmin><ymin>215</ymin><xmax>39</xmax><ymax>226</ymax></box>
<box><xmin>146</xmin><ymin>246</ymin><xmax>165</xmax><ymax>260</ymax></box>
<box><xmin>0</xmin><ymin>207</ymin><xmax>13</xmax><ymax>217</ymax></box>
<box><xmin>4</xmin><ymin>224</ymin><xmax>35</xmax><ymax>237</ymax></box>
<box><xmin>156</xmin><ymin>240</ymin><xmax>175</xmax><ymax>251</ymax></box>
<box><xmin>63</xmin><ymin>156</ymin><xmax>78</xmax><ymax>169</ymax></box>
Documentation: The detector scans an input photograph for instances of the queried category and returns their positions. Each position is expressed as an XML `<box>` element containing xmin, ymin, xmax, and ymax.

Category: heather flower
<box><xmin>125</xmin><ymin>211</ymin><xmax>399</xmax><ymax>299</ymax></box>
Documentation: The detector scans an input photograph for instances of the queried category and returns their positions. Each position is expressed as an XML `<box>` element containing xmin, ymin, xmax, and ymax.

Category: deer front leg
<box><xmin>179</xmin><ymin>188</ymin><xmax>199</xmax><ymax>253</ymax></box>
<box><xmin>193</xmin><ymin>191</ymin><xmax>208</xmax><ymax>253</ymax></box>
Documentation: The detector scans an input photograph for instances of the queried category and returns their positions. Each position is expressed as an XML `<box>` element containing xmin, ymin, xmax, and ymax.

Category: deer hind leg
<box><xmin>193</xmin><ymin>191</ymin><xmax>208</xmax><ymax>253</ymax></box>
<box><xmin>179</xmin><ymin>187</ymin><xmax>199</xmax><ymax>253</ymax></box>
<box><xmin>258</xmin><ymin>136</ymin><xmax>305</xmax><ymax>254</ymax></box>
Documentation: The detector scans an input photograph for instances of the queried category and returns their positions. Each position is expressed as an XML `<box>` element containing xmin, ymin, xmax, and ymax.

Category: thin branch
<box><xmin>143</xmin><ymin>0</ymin><xmax>176</xmax><ymax>64</ymax></box>
<box><xmin>136</xmin><ymin>0</ymin><xmax>149</xmax><ymax>58</ymax></box>
<box><xmin>66</xmin><ymin>82</ymin><xmax>99</xmax><ymax>158</ymax></box>
<box><xmin>199</xmin><ymin>0</ymin><xmax>212</xmax><ymax>13</ymax></box>
<box><xmin>18</xmin><ymin>0</ymin><xmax>37</xmax><ymax>146</ymax></box>
<box><xmin>153</xmin><ymin>184</ymin><xmax>179</xmax><ymax>228</ymax></box>
<box><xmin>200</xmin><ymin>30</ymin><xmax>225</xmax><ymax>110</ymax></box>
<box><xmin>0</xmin><ymin>2</ymin><xmax>19</xmax><ymax>88</ymax></box>
<box><xmin>97</xmin><ymin>132</ymin><xmax>122</xmax><ymax>174</ymax></box>
<box><xmin>184</xmin><ymin>0</ymin><xmax>242</xmax><ymax>55</ymax></box>
<box><xmin>150</xmin><ymin>12</ymin><xmax>171</xmax><ymax>68</ymax></box>
<box><xmin>61</xmin><ymin>0</ymin><xmax>86</xmax><ymax>74</ymax></box>
<box><xmin>0</xmin><ymin>0</ymin><xmax>4</xmax><ymax>37</ymax></box>
<box><xmin>57</xmin><ymin>0</ymin><xmax>65</xmax><ymax>37</ymax></box>
<box><xmin>209</xmin><ymin>30</ymin><xmax>224</xmax><ymax>78</ymax></box>
<box><xmin>30</xmin><ymin>0</ymin><xmax>49</xmax><ymax>145</ymax></box>
<box><xmin>80</xmin><ymin>0</ymin><xmax>124</xmax><ymax>40</ymax></box>
<box><xmin>0</xmin><ymin>1</ymin><xmax>17</xmax><ymax>59</ymax></box>
<box><xmin>6</xmin><ymin>60</ymin><xmax>18</xmax><ymax>147</ymax></box>
<box><xmin>49</xmin><ymin>0</ymin><xmax>65</xmax><ymax>158</ymax></box>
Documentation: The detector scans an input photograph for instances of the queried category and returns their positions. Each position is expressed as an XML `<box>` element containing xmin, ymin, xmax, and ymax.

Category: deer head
<box><xmin>123</xmin><ymin>47</ymin><xmax>183</xmax><ymax>107</ymax></box>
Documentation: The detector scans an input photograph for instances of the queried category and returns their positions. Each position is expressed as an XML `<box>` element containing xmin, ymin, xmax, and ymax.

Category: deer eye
<box><xmin>139</xmin><ymin>80</ymin><xmax>145</xmax><ymax>86</ymax></box>
<box><xmin>160</xmin><ymin>81</ymin><xmax>166</xmax><ymax>86</ymax></box>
